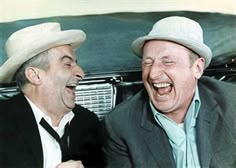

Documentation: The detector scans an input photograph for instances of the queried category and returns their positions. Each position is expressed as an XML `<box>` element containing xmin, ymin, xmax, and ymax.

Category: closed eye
<box><xmin>142</xmin><ymin>58</ymin><xmax>154</xmax><ymax>67</ymax></box>
<box><xmin>62</xmin><ymin>59</ymin><xmax>72</xmax><ymax>67</ymax></box>
<box><xmin>65</xmin><ymin>63</ymin><xmax>72</xmax><ymax>67</ymax></box>
<box><xmin>163</xmin><ymin>61</ymin><xmax>175</xmax><ymax>65</ymax></box>
<box><xmin>61</xmin><ymin>55</ymin><xmax>74</xmax><ymax>68</ymax></box>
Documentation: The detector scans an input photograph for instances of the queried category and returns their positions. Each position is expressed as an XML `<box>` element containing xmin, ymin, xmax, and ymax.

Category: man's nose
<box><xmin>73</xmin><ymin>64</ymin><xmax>85</xmax><ymax>79</ymax></box>
<box><xmin>149</xmin><ymin>63</ymin><xmax>164</xmax><ymax>79</ymax></box>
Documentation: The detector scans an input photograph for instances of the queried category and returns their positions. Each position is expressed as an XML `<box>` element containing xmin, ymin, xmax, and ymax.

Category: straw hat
<box><xmin>0</xmin><ymin>22</ymin><xmax>86</xmax><ymax>83</ymax></box>
<box><xmin>131</xmin><ymin>16</ymin><xmax>212</xmax><ymax>68</ymax></box>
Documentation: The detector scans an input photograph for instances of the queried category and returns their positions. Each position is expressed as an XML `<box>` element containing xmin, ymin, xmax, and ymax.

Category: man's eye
<box><xmin>163</xmin><ymin>61</ymin><xmax>174</xmax><ymax>65</ymax></box>
<box><xmin>142</xmin><ymin>60</ymin><xmax>153</xmax><ymax>66</ymax></box>
<box><xmin>65</xmin><ymin>63</ymin><xmax>72</xmax><ymax>67</ymax></box>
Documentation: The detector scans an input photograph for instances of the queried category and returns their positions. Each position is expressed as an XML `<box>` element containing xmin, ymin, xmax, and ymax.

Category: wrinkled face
<box><xmin>142</xmin><ymin>40</ymin><xmax>204</xmax><ymax>115</ymax></box>
<box><xmin>41</xmin><ymin>45</ymin><xmax>84</xmax><ymax>112</ymax></box>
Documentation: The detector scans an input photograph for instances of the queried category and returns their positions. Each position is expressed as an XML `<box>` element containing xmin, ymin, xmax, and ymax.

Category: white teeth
<box><xmin>67</xmin><ymin>83</ymin><xmax>77</xmax><ymax>87</ymax></box>
<box><xmin>153</xmin><ymin>83</ymin><xmax>171</xmax><ymax>88</ymax></box>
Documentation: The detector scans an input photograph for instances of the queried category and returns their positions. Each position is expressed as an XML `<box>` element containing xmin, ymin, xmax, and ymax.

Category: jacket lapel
<box><xmin>196</xmin><ymin>94</ymin><xmax>216</xmax><ymax>167</ymax></box>
<box><xmin>196</xmin><ymin>82</ymin><xmax>235</xmax><ymax>167</ymax></box>
<box><xmin>141</xmin><ymin>101</ymin><xmax>175</xmax><ymax>168</ymax></box>
<box><xmin>11</xmin><ymin>93</ymin><xmax>43</xmax><ymax>167</ymax></box>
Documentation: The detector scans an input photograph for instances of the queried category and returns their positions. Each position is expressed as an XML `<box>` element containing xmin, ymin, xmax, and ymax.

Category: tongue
<box><xmin>157</xmin><ymin>86</ymin><xmax>172</xmax><ymax>95</ymax></box>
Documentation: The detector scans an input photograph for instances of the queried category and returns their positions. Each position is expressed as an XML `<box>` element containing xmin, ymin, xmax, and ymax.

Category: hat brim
<box><xmin>0</xmin><ymin>30</ymin><xmax>86</xmax><ymax>83</ymax></box>
<box><xmin>131</xmin><ymin>34</ymin><xmax>212</xmax><ymax>69</ymax></box>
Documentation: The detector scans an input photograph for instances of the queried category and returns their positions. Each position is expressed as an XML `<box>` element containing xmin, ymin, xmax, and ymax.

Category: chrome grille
<box><xmin>75</xmin><ymin>83</ymin><xmax>116</xmax><ymax>120</ymax></box>
<box><xmin>0</xmin><ymin>87</ymin><xmax>19</xmax><ymax>100</ymax></box>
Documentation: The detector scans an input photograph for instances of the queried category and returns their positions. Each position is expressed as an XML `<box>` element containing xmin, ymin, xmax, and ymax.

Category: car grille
<box><xmin>75</xmin><ymin>82</ymin><xmax>116</xmax><ymax>120</ymax></box>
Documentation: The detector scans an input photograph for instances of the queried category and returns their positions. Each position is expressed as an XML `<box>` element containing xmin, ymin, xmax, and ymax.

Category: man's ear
<box><xmin>25</xmin><ymin>67</ymin><xmax>42</xmax><ymax>85</ymax></box>
<box><xmin>193</xmin><ymin>57</ymin><xmax>205</xmax><ymax>79</ymax></box>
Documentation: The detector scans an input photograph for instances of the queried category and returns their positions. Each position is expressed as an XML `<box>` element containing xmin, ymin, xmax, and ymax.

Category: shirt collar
<box><xmin>150</xmin><ymin>86</ymin><xmax>201</xmax><ymax>129</ymax></box>
<box><xmin>184</xmin><ymin>86</ymin><xmax>201</xmax><ymax>133</ymax></box>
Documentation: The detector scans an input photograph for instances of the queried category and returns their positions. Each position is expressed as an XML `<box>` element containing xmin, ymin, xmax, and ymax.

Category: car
<box><xmin>0</xmin><ymin>11</ymin><xmax>236</xmax><ymax>119</ymax></box>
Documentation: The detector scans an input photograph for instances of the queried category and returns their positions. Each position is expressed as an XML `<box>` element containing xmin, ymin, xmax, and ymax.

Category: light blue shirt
<box><xmin>150</xmin><ymin>86</ymin><xmax>201</xmax><ymax>168</ymax></box>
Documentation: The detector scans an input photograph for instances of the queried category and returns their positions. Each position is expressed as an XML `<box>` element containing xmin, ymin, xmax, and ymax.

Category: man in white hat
<box><xmin>0</xmin><ymin>23</ymin><xmax>105</xmax><ymax>168</ymax></box>
<box><xmin>105</xmin><ymin>16</ymin><xmax>236</xmax><ymax>168</ymax></box>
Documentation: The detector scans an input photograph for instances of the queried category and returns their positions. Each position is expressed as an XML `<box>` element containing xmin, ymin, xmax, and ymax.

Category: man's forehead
<box><xmin>48</xmin><ymin>45</ymin><xmax>76</xmax><ymax>59</ymax></box>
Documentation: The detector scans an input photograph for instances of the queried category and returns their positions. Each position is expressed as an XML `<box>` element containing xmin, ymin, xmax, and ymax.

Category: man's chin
<box><xmin>64</xmin><ymin>102</ymin><xmax>76</xmax><ymax>111</ymax></box>
<box><xmin>67</xmin><ymin>104</ymin><xmax>75</xmax><ymax>110</ymax></box>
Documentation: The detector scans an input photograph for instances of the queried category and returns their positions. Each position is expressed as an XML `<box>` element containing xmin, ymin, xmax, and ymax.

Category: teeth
<box><xmin>153</xmin><ymin>83</ymin><xmax>171</xmax><ymax>88</ymax></box>
<box><xmin>67</xmin><ymin>83</ymin><xmax>77</xmax><ymax>87</ymax></box>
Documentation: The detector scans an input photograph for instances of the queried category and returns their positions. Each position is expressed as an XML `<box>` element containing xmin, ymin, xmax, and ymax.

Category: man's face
<box><xmin>41</xmin><ymin>45</ymin><xmax>84</xmax><ymax>112</ymax></box>
<box><xmin>142</xmin><ymin>40</ymin><xmax>204</xmax><ymax>116</ymax></box>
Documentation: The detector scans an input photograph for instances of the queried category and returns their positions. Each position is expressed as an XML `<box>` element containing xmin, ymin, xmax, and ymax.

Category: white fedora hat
<box><xmin>131</xmin><ymin>16</ymin><xmax>212</xmax><ymax>68</ymax></box>
<box><xmin>0</xmin><ymin>22</ymin><xmax>86</xmax><ymax>83</ymax></box>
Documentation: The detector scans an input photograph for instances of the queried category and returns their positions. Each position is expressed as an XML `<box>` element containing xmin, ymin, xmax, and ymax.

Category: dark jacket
<box><xmin>105</xmin><ymin>76</ymin><xmax>236</xmax><ymax>168</ymax></box>
<box><xmin>0</xmin><ymin>93</ymin><xmax>106</xmax><ymax>168</ymax></box>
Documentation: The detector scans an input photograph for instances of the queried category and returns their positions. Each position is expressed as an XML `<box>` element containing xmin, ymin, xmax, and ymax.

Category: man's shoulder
<box><xmin>0</xmin><ymin>93</ymin><xmax>25</xmax><ymax>112</ymax></box>
<box><xmin>199</xmin><ymin>76</ymin><xmax>236</xmax><ymax>97</ymax></box>
<box><xmin>70</xmin><ymin>104</ymin><xmax>102</xmax><ymax>135</ymax></box>
<box><xmin>72</xmin><ymin>104</ymin><xmax>99</xmax><ymax>122</ymax></box>
<box><xmin>198</xmin><ymin>76</ymin><xmax>236</xmax><ymax>113</ymax></box>
<box><xmin>106</xmin><ymin>89</ymin><xmax>148</xmax><ymax>121</ymax></box>
<box><xmin>200</xmin><ymin>75</ymin><xmax>236</xmax><ymax>86</ymax></box>
<box><xmin>199</xmin><ymin>76</ymin><xmax>236</xmax><ymax>139</ymax></box>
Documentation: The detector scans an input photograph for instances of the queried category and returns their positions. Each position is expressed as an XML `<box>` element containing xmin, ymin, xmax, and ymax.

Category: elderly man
<box><xmin>0</xmin><ymin>23</ymin><xmax>105</xmax><ymax>168</ymax></box>
<box><xmin>105</xmin><ymin>16</ymin><xmax>236</xmax><ymax>168</ymax></box>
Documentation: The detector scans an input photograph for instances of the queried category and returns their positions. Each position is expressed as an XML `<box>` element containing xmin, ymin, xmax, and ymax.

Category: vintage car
<box><xmin>0</xmin><ymin>11</ymin><xmax>236</xmax><ymax>119</ymax></box>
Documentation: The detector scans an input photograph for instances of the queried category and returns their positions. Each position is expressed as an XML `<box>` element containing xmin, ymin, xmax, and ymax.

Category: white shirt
<box><xmin>25</xmin><ymin>96</ymin><xmax>74</xmax><ymax>168</ymax></box>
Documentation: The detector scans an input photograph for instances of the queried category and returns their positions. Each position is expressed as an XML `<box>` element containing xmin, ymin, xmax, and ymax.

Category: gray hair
<box><xmin>14</xmin><ymin>50</ymin><xmax>52</xmax><ymax>90</ymax></box>
<box><xmin>189</xmin><ymin>50</ymin><xmax>201</xmax><ymax>66</ymax></box>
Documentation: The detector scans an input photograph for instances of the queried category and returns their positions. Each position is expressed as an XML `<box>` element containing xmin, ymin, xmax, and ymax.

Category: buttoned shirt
<box><xmin>25</xmin><ymin>96</ymin><xmax>74</xmax><ymax>168</ymax></box>
<box><xmin>150</xmin><ymin>86</ymin><xmax>201</xmax><ymax>168</ymax></box>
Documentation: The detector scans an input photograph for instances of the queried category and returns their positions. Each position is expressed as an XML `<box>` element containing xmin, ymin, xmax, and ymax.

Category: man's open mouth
<box><xmin>66</xmin><ymin>83</ymin><xmax>77</xmax><ymax>90</ymax></box>
<box><xmin>153</xmin><ymin>82</ymin><xmax>173</xmax><ymax>96</ymax></box>
<box><xmin>66</xmin><ymin>83</ymin><xmax>78</xmax><ymax>96</ymax></box>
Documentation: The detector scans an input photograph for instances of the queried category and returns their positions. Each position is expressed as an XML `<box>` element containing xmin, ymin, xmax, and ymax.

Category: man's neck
<box><xmin>24</xmin><ymin>94</ymin><xmax>66</xmax><ymax>127</ymax></box>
